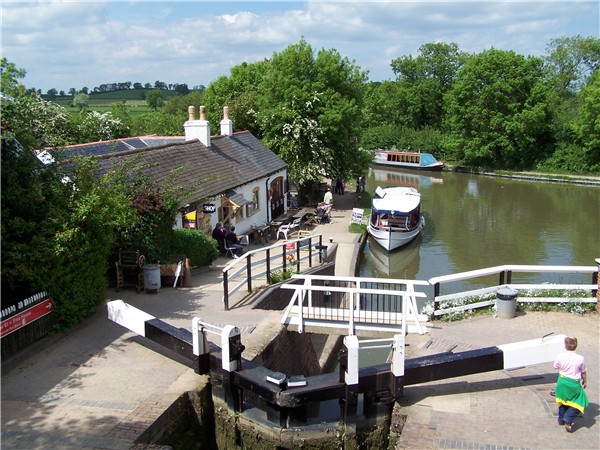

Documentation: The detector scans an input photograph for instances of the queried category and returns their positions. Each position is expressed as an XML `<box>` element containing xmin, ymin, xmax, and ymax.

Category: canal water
<box><xmin>358</xmin><ymin>167</ymin><xmax>599</xmax><ymax>305</ymax></box>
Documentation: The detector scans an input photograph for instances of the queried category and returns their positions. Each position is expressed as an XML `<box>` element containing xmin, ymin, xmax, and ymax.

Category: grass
<box><xmin>49</xmin><ymin>89</ymin><xmax>178</xmax><ymax>118</ymax></box>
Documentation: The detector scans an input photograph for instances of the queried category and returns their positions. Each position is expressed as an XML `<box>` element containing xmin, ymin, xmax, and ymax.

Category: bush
<box><xmin>168</xmin><ymin>228</ymin><xmax>219</xmax><ymax>267</ymax></box>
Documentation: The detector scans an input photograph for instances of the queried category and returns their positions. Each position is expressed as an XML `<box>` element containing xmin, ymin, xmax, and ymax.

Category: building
<box><xmin>38</xmin><ymin>106</ymin><xmax>289</xmax><ymax>237</ymax></box>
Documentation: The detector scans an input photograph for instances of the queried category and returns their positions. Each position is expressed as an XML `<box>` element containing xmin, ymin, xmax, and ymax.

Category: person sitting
<box><xmin>212</xmin><ymin>222</ymin><xmax>225</xmax><ymax>253</ymax></box>
<box><xmin>224</xmin><ymin>225</ymin><xmax>245</xmax><ymax>257</ymax></box>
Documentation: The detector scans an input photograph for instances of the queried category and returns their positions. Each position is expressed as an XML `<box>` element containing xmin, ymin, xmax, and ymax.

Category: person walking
<box><xmin>323</xmin><ymin>187</ymin><xmax>333</xmax><ymax>208</ymax></box>
<box><xmin>553</xmin><ymin>336</ymin><xmax>588</xmax><ymax>432</ymax></box>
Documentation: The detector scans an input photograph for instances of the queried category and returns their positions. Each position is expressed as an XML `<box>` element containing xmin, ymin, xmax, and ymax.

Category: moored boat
<box><xmin>367</xmin><ymin>186</ymin><xmax>425</xmax><ymax>252</ymax></box>
<box><xmin>373</xmin><ymin>149</ymin><xmax>444</xmax><ymax>171</ymax></box>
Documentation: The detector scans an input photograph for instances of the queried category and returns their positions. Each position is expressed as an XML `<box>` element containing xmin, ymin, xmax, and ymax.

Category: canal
<box><xmin>359</xmin><ymin>167</ymin><xmax>599</xmax><ymax>305</ymax></box>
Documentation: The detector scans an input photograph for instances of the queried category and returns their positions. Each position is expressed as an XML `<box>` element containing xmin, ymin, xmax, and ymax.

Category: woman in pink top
<box><xmin>553</xmin><ymin>336</ymin><xmax>588</xmax><ymax>432</ymax></box>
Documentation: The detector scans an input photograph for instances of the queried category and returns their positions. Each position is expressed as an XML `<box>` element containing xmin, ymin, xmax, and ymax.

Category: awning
<box><xmin>225</xmin><ymin>190</ymin><xmax>250</xmax><ymax>208</ymax></box>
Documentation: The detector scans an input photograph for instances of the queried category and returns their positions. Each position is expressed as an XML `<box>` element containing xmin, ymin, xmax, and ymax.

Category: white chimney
<box><xmin>220</xmin><ymin>106</ymin><xmax>233</xmax><ymax>137</ymax></box>
<box><xmin>184</xmin><ymin>105</ymin><xmax>211</xmax><ymax>146</ymax></box>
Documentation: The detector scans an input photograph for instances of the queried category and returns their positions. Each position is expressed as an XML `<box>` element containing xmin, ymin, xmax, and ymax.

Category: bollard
<box><xmin>496</xmin><ymin>286</ymin><xmax>518</xmax><ymax>319</ymax></box>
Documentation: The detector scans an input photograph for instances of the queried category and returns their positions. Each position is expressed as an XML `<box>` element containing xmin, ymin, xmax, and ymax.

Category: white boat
<box><xmin>367</xmin><ymin>186</ymin><xmax>425</xmax><ymax>252</ymax></box>
<box><xmin>373</xmin><ymin>149</ymin><xmax>444</xmax><ymax>171</ymax></box>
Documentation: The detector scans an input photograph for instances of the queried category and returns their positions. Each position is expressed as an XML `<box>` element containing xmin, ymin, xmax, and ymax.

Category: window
<box><xmin>246</xmin><ymin>187</ymin><xmax>259</xmax><ymax>216</ymax></box>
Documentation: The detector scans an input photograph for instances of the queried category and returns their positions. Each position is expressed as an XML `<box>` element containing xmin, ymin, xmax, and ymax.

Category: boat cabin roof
<box><xmin>372</xmin><ymin>186</ymin><xmax>421</xmax><ymax>214</ymax></box>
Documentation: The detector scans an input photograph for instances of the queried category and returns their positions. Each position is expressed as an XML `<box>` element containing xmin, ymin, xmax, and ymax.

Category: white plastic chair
<box><xmin>277</xmin><ymin>218</ymin><xmax>302</xmax><ymax>240</ymax></box>
<box><xmin>224</xmin><ymin>240</ymin><xmax>239</xmax><ymax>258</ymax></box>
<box><xmin>276</xmin><ymin>223</ymin><xmax>292</xmax><ymax>240</ymax></box>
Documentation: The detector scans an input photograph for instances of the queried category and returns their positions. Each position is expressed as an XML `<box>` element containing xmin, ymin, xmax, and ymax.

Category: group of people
<box><xmin>212</xmin><ymin>222</ymin><xmax>246</xmax><ymax>257</ymax></box>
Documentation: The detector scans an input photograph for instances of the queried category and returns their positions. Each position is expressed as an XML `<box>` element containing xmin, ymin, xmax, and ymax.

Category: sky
<box><xmin>2</xmin><ymin>1</ymin><xmax>599</xmax><ymax>93</ymax></box>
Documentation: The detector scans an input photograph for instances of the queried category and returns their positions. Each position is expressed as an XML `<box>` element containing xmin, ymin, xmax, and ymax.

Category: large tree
<box><xmin>544</xmin><ymin>35</ymin><xmax>600</xmax><ymax>97</ymax></box>
<box><xmin>444</xmin><ymin>48</ymin><xmax>552</xmax><ymax>168</ymax></box>
<box><xmin>256</xmin><ymin>39</ymin><xmax>369</xmax><ymax>185</ymax></box>
<box><xmin>391</xmin><ymin>42</ymin><xmax>468</xmax><ymax>129</ymax></box>
<box><xmin>201</xmin><ymin>61</ymin><xmax>268</xmax><ymax>136</ymax></box>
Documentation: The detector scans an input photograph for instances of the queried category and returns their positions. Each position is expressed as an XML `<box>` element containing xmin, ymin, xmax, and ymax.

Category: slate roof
<box><xmin>93</xmin><ymin>131</ymin><xmax>287</xmax><ymax>207</ymax></box>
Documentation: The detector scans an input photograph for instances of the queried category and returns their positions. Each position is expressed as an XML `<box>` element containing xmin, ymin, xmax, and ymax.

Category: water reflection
<box><xmin>360</xmin><ymin>167</ymin><xmax>599</xmax><ymax>297</ymax></box>
<box><xmin>364</xmin><ymin>235</ymin><xmax>421</xmax><ymax>279</ymax></box>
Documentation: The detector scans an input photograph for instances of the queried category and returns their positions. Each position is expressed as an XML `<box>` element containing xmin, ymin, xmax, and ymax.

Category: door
<box><xmin>270</xmin><ymin>177</ymin><xmax>285</xmax><ymax>220</ymax></box>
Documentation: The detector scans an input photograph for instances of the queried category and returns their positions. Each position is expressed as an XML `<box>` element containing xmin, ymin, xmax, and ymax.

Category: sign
<box><xmin>183</xmin><ymin>210</ymin><xmax>196</xmax><ymax>228</ymax></box>
<box><xmin>1</xmin><ymin>298</ymin><xmax>53</xmax><ymax>338</ymax></box>
<box><xmin>351</xmin><ymin>208</ymin><xmax>364</xmax><ymax>225</ymax></box>
<box><xmin>203</xmin><ymin>203</ymin><xmax>216</xmax><ymax>214</ymax></box>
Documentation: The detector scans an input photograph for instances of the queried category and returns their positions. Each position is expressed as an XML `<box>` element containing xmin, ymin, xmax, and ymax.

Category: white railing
<box><xmin>280</xmin><ymin>274</ymin><xmax>429</xmax><ymax>335</ymax></box>
<box><xmin>222</xmin><ymin>234</ymin><xmax>326</xmax><ymax>310</ymax></box>
<box><xmin>428</xmin><ymin>264</ymin><xmax>598</xmax><ymax>317</ymax></box>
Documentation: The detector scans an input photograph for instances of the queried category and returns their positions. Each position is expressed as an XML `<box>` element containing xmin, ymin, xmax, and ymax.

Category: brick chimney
<box><xmin>184</xmin><ymin>105</ymin><xmax>211</xmax><ymax>146</ymax></box>
<box><xmin>220</xmin><ymin>106</ymin><xmax>233</xmax><ymax>137</ymax></box>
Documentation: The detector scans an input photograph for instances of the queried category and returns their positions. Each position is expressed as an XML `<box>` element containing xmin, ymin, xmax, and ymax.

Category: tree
<box><xmin>202</xmin><ymin>61</ymin><xmax>268</xmax><ymax>135</ymax></box>
<box><xmin>1</xmin><ymin>58</ymin><xmax>27</xmax><ymax>98</ymax></box>
<box><xmin>146</xmin><ymin>89</ymin><xmax>164</xmax><ymax>111</ymax></box>
<box><xmin>390</xmin><ymin>42</ymin><xmax>468</xmax><ymax>129</ymax></box>
<box><xmin>133</xmin><ymin>82</ymin><xmax>143</xmax><ymax>89</ymax></box>
<box><xmin>174</xmin><ymin>83</ymin><xmax>190</xmax><ymax>96</ymax></box>
<box><xmin>573</xmin><ymin>70</ymin><xmax>600</xmax><ymax>169</ymax></box>
<box><xmin>444</xmin><ymin>48</ymin><xmax>552</xmax><ymax>168</ymax></box>
<box><xmin>256</xmin><ymin>40</ymin><xmax>368</xmax><ymax>185</ymax></box>
<box><xmin>73</xmin><ymin>92</ymin><xmax>90</xmax><ymax>111</ymax></box>
<box><xmin>544</xmin><ymin>35</ymin><xmax>600</xmax><ymax>96</ymax></box>
<box><xmin>68</xmin><ymin>88</ymin><xmax>77</xmax><ymax>96</ymax></box>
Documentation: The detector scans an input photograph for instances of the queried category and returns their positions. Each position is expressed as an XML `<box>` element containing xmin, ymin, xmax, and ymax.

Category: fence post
<box><xmin>433</xmin><ymin>282</ymin><xmax>440</xmax><ymax>318</ymax></box>
<box><xmin>318</xmin><ymin>235</ymin><xmax>323</xmax><ymax>263</ymax></box>
<box><xmin>595</xmin><ymin>258</ymin><xmax>600</xmax><ymax>311</ymax></box>
<box><xmin>223</xmin><ymin>270</ymin><xmax>229</xmax><ymax>311</ymax></box>
<box><xmin>266</xmin><ymin>249</ymin><xmax>271</xmax><ymax>284</ymax></box>
<box><xmin>246</xmin><ymin>254</ymin><xmax>252</xmax><ymax>293</ymax></box>
<box><xmin>341</xmin><ymin>336</ymin><xmax>359</xmax><ymax>432</ymax></box>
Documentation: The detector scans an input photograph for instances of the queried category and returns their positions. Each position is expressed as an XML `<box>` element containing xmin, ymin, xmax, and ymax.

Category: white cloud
<box><xmin>1</xmin><ymin>1</ymin><xmax>598</xmax><ymax>92</ymax></box>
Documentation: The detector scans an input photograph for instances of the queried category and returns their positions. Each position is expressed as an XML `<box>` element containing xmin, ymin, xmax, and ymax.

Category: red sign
<box><xmin>1</xmin><ymin>298</ymin><xmax>53</xmax><ymax>338</ymax></box>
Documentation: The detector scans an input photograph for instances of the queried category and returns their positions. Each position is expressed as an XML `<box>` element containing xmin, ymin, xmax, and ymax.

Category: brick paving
<box><xmin>2</xmin><ymin>189</ymin><xmax>598</xmax><ymax>449</ymax></box>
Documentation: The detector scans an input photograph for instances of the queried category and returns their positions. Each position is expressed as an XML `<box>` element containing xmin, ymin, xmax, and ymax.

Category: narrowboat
<box><xmin>373</xmin><ymin>149</ymin><xmax>444</xmax><ymax>171</ymax></box>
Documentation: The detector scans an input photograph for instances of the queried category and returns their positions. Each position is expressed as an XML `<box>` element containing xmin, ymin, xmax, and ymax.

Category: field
<box><xmin>49</xmin><ymin>89</ymin><xmax>179</xmax><ymax>117</ymax></box>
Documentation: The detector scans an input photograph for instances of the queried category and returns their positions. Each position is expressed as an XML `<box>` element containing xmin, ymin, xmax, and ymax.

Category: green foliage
<box><xmin>1</xmin><ymin>57</ymin><xmax>28</xmax><ymax>98</ymax></box>
<box><xmin>257</xmin><ymin>39</ymin><xmax>368</xmax><ymax>184</ymax></box>
<box><xmin>168</xmin><ymin>229</ymin><xmax>219</xmax><ymax>267</ymax></box>
<box><xmin>348</xmin><ymin>223</ymin><xmax>367</xmax><ymax>234</ymax></box>
<box><xmin>131</xmin><ymin>110</ymin><xmax>183</xmax><ymax>136</ymax></box>
<box><xmin>73</xmin><ymin>93</ymin><xmax>89</xmax><ymax>111</ymax></box>
<box><xmin>391</xmin><ymin>42</ymin><xmax>468</xmax><ymax>129</ymax></box>
<box><xmin>444</xmin><ymin>49</ymin><xmax>552</xmax><ymax>169</ymax></box>
<box><xmin>202</xmin><ymin>62</ymin><xmax>267</xmax><ymax>135</ymax></box>
<box><xmin>268</xmin><ymin>269</ymin><xmax>293</xmax><ymax>284</ymax></box>
<box><xmin>544</xmin><ymin>35</ymin><xmax>600</xmax><ymax>96</ymax></box>
<box><xmin>146</xmin><ymin>89</ymin><xmax>164</xmax><ymax>111</ymax></box>
<box><xmin>1</xmin><ymin>133</ymin><xmax>60</xmax><ymax>297</ymax></box>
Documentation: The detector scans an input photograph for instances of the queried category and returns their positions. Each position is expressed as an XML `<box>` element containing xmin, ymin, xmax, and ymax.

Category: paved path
<box><xmin>2</xmin><ymin>188</ymin><xmax>598</xmax><ymax>449</ymax></box>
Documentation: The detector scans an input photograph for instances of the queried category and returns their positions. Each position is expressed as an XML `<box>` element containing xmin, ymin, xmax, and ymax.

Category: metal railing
<box><xmin>428</xmin><ymin>264</ymin><xmax>598</xmax><ymax>317</ymax></box>
<box><xmin>222</xmin><ymin>234</ymin><xmax>325</xmax><ymax>310</ymax></box>
<box><xmin>280</xmin><ymin>274</ymin><xmax>429</xmax><ymax>335</ymax></box>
